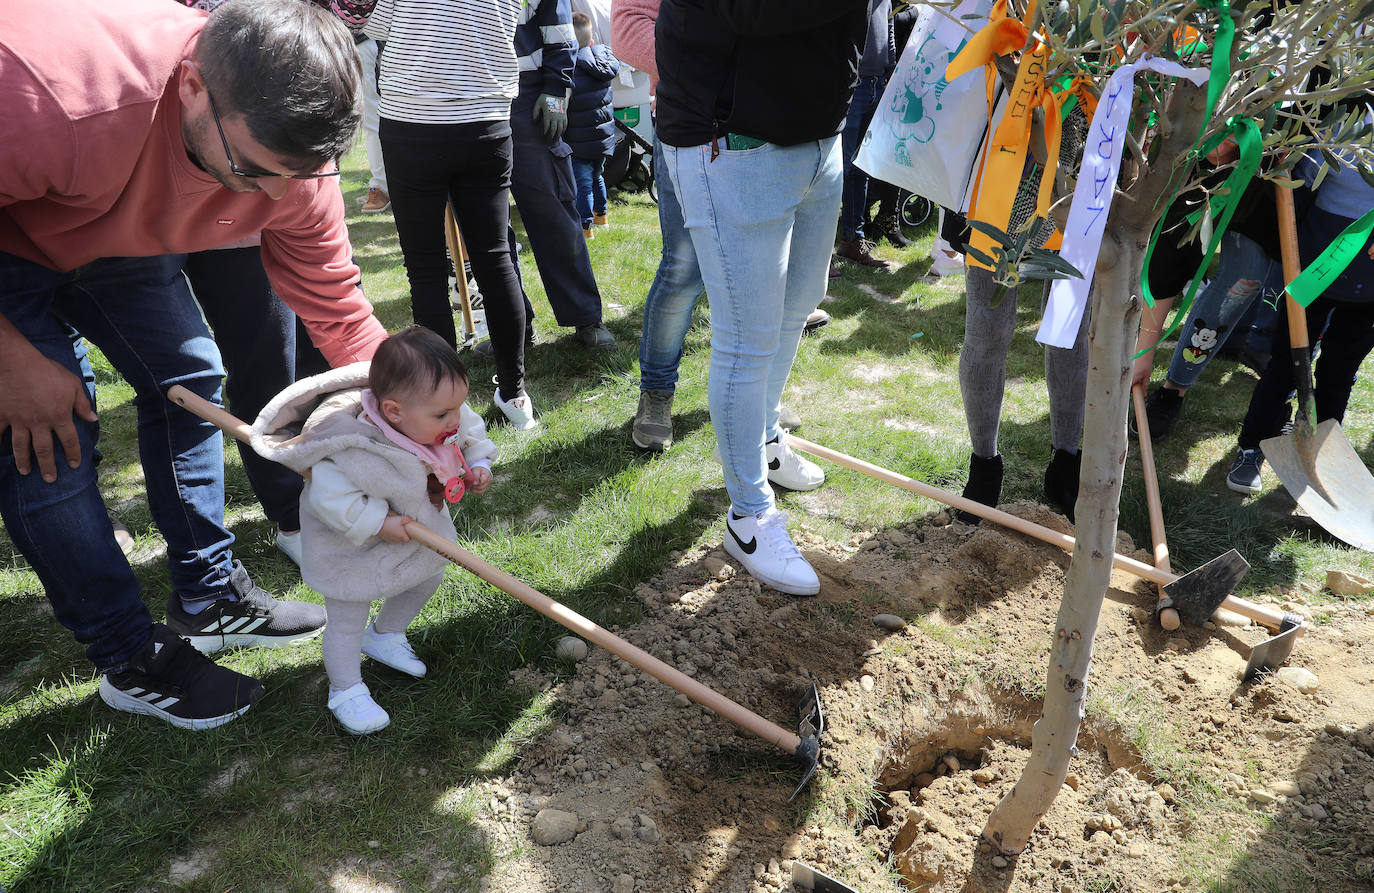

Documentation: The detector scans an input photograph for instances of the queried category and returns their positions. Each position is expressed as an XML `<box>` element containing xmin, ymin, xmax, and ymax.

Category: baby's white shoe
<box><xmin>328</xmin><ymin>682</ymin><xmax>389</xmax><ymax>735</ymax></box>
<box><xmin>361</xmin><ymin>625</ymin><xmax>427</xmax><ymax>678</ymax></box>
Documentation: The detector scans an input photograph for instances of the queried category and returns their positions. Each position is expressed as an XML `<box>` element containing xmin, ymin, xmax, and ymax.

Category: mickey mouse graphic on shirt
<box><xmin>1182</xmin><ymin>318</ymin><xmax>1227</xmax><ymax>364</ymax></box>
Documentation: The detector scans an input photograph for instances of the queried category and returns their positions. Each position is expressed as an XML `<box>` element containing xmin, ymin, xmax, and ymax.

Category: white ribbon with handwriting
<box><xmin>1036</xmin><ymin>56</ymin><xmax>1210</xmax><ymax>348</ymax></box>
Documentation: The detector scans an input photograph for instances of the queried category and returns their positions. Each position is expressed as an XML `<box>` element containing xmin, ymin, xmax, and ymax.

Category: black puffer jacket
<box><xmin>567</xmin><ymin>44</ymin><xmax>620</xmax><ymax>160</ymax></box>
<box><xmin>654</xmin><ymin>0</ymin><xmax>868</xmax><ymax>148</ymax></box>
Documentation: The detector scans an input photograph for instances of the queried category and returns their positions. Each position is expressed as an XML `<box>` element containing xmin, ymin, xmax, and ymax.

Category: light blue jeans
<box><xmin>638</xmin><ymin>131</ymin><xmax>706</xmax><ymax>392</ymax></box>
<box><xmin>662</xmin><ymin>137</ymin><xmax>842</xmax><ymax>515</ymax></box>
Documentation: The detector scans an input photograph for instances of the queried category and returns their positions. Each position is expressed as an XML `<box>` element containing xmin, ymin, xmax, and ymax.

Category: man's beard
<box><xmin>181</xmin><ymin>112</ymin><xmax>260</xmax><ymax>193</ymax></box>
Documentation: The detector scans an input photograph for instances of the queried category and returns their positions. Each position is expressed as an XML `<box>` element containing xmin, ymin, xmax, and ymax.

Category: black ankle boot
<box><xmin>956</xmin><ymin>453</ymin><xmax>1003</xmax><ymax>524</ymax></box>
<box><xmin>873</xmin><ymin>213</ymin><xmax>912</xmax><ymax>248</ymax></box>
<box><xmin>1043</xmin><ymin>448</ymin><xmax>1082</xmax><ymax>522</ymax></box>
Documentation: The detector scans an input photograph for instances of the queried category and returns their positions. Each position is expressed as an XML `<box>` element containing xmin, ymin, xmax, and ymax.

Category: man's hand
<box><xmin>532</xmin><ymin>93</ymin><xmax>568</xmax><ymax>142</ymax></box>
<box><xmin>467</xmin><ymin>466</ymin><xmax>492</xmax><ymax>494</ymax></box>
<box><xmin>378</xmin><ymin>512</ymin><xmax>413</xmax><ymax>543</ymax></box>
<box><xmin>0</xmin><ymin>345</ymin><xmax>97</xmax><ymax>482</ymax></box>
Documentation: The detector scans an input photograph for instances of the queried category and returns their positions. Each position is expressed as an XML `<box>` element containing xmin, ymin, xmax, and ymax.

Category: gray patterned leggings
<box><xmin>958</xmin><ymin>266</ymin><xmax>1090</xmax><ymax>458</ymax></box>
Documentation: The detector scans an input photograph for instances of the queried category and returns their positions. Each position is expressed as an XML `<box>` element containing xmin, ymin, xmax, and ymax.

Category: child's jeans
<box><xmin>572</xmin><ymin>156</ymin><xmax>608</xmax><ymax>229</ymax></box>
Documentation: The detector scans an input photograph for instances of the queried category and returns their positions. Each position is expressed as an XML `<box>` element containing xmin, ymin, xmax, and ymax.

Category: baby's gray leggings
<box><xmin>322</xmin><ymin>573</ymin><xmax>442</xmax><ymax>691</ymax></box>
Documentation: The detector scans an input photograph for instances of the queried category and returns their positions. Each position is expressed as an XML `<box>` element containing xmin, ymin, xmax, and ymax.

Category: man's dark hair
<box><xmin>195</xmin><ymin>0</ymin><xmax>361</xmax><ymax>167</ymax></box>
<box><xmin>369</xmin><ymin>327</ymin><xmax>470</xmax><ymax>404</ymax></box>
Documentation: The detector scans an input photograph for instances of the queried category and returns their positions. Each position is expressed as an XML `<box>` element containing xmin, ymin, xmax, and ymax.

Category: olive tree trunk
<box><xmin>980</xmin><ymin>235</ymin><xmax>1142</xmax><ymax>854</ymax></box>
<box><xmin>979</xmin><ymin>75</ymin><xmax>1210</xmax><ymax>854</ymax></box>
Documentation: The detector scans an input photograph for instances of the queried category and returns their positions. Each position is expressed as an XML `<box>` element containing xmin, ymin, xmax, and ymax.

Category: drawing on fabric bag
<box><xmin>887</xmin><ymin>35</ymin><xmax>959</xmax><ymax>153</ymax></box>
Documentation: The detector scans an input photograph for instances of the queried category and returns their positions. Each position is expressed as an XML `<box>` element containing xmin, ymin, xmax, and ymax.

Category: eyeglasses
<box><xmin>206</xmin><ymin>89</ymin><xmax>341</xmax><ymax>180</ymax></box>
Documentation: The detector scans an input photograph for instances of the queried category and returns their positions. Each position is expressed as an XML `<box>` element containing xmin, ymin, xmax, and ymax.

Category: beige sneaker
<box><xmin>360</xmin><ymin>188</ymin><xmax>390</xmax><ymax>214</ymax></box>
<box><xmin>592</xmin><ymin>213</ymin><xmax>609</xmax><ymax>229</ymax></box>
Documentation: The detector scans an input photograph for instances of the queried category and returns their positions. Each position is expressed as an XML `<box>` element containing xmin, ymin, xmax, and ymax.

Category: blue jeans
<box><xmin>571</xmin><ymin>156</ymin><xmax>607</xmax><ymax>229</ymax></box>
<box><xmin>0</xmin><ymin>252</ymin><xmax>237</xmax><ymax>671</ymax></box>
<box><xmin>185</xmin><ymin>247</ymin><xmax>310</xmax><ymax>532</ymax></box>
<box><xmin>638</xmin><ymin>131</ymin><xmax>706</xmax><ymax>393</ymax></box>
<box><xmin>663</xmin><ymin>137</ymin><xmax>843</xmax><ymax>515</ymax></box>
<box><xmin>839</xmin><ymin>76</ymin><xmax>883</xmax><ymax>242</ymax></box>
<box><xmin>1165</xmin><ymin>231</ymin><xmax>1283</xmax><ymax>389</ymax></box>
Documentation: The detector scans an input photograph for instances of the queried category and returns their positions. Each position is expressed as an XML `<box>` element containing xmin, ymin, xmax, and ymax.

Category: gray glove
<box><xmin>532</xmin><ymin>93</ymin><xmax>569</xmax><ymax>143</ymax></box>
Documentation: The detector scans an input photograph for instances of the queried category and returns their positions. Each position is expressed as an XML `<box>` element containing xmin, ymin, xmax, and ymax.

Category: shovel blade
<box><xmin>1243</xmin><ymin>624</ymin><xmax>1304</xmax><ymax>682</ymax></box>
<box><xmin>1159</xmin><ymin>549</ymin><xmax>1250</xmax><ymax>628</ymax></box>
<box><xmin>1261</xmin><ymin>419</ymin><xmax>1374</xmax><ymax>551</ymax></box>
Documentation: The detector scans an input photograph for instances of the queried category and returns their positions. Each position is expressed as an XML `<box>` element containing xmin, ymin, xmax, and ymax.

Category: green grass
<box><xmin>4</xmin><ymin>143</ymin><xmax>1374</xmax><ymax>891</ymax></box>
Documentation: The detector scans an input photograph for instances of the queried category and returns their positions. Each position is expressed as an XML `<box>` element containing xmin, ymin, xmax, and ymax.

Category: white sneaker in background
<box><xmin>929</xmin><ymin>246</ymin><xmax>965</xmax><ymax>277</ymax></box>
<box><xmin>276</xmin><ymin>529</ymin><xmax>303</xmax><ymax>567</ymax></box>
<box><xmin>493</xmin><ymin>385</ymin><xmax>539</xmax><ymax>430</ymax></box>
<box><xmin>765</xmin><ymin>433</ymin><xmax>825</xmax><ymax>491</ymax></box>
<box><xmin>723</xmin><ymin>507</ymin><xmax>820</xmax><ymax>596</ymax></box>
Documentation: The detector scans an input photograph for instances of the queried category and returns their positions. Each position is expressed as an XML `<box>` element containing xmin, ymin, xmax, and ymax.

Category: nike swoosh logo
<box><xmin>728</xmin><ymin>521</ymin><xmax>758</xmax><ymax>555</ymax></box>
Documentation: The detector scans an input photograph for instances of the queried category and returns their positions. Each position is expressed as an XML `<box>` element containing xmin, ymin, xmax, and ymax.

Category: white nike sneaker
<box><xmin>711</xmin><ymin>432</ymin><xmax>826</xmax><ymax>491</ymax></box>
<box><xmin>493</xmin><ymin>385</ymin><xmax>539</xmax><ymax>430</ymax></box>
<box><xmin>723</xmin><ymin>507</ymin><xmax>820</xmax><ymax>596</ymax></box>
<box><xmin>764</xmin><ymin>433</ymin><xmax>825</xmax><ymax>491</ymax></box>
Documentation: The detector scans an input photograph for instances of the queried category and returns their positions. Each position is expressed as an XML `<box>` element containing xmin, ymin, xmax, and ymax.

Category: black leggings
<box><xmin>380</xmin><ymin>117</ymin><xmax>526</xmax><ymax>398</ymax></box>
<box><xmin>1238</xmin><ymin>297</ymin><xmax>1374</xmax><ymax>449</ymax></box>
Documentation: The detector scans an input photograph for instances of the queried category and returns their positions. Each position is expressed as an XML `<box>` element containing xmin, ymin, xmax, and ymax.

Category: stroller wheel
<box><xmin>900</xmin><ymin>191</ymin><xmax>932</xmax><ymax>228</ymax></box>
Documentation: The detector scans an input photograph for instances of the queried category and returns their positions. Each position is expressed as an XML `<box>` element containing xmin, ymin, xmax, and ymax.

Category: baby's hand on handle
<box><xmin>467</xmin><ymin>466</ymin><xmax>492</xmax><ymax>494</ymax></box>
<box><xmin>378</xmin><ymin>513</ymin><xmax>413</xmax><ymax>543</ymax></box>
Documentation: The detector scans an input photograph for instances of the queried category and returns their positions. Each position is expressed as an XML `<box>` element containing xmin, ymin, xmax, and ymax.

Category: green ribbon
<box><xmin>1286</xmin><ymin>206</ymin><xmax>1374</xmax><ymax>306</ymax></box>
<box><xmin>1132</xmin><ymin>0</ymin><xmax>1274</xmax><ymax>358</ymax></box>
<box><xmin>1139</xmin><ymin>116</ymin><xmax>1262</xmax><ymax>350</ymax></box>
<box><xmin>1140</xmin><ymin>0</ymin><xmax>1235</xmax><ymax>311</ymax></box>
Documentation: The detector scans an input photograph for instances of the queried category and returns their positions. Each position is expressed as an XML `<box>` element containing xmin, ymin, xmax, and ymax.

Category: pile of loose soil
<box><xmin>463</xmin><ymin>504</ymin><xmax>1374</xmax><ymax>892</ymax></box>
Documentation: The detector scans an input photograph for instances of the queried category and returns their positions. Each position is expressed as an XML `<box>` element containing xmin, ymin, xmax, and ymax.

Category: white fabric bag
<box><xmin>855</xmin><ymin>0</ymin><xmax>995</xmax><ymax>212</ymax></box>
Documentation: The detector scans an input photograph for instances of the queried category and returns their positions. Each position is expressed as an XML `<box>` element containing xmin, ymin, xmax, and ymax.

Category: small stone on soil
<box><xmin>531</xmin><ymin>808</ymin><xmax>579</xmax><ymax>845</ymax></box>
<box><xmin>555</xmin><ymin>636</ymin><xmax>589</xmax><ymax>661</ymax></box>
<box><xmin>872</xmin><ymin>613</ymin><xmax>905</xmax><ymax>631</ymax></box>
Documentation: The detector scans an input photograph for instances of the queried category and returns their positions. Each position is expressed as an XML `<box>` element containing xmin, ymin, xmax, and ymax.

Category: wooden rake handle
<box><xmin>786</xmin><ymin>435</ymin><xmax>1292</xmax><ymax>632</ymax></box>
<box><xmin>1132</xmin><ymin>384</ymin><xmax>1181</xmax><ymax>631</ymax></box>
<box><xmin>166</xmin><ymin>385</ymin><xmax>803</xmax><ymax>755</ymax></box>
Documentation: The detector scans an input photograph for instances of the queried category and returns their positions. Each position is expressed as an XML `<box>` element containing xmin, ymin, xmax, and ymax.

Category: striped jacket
<box><xmin>512</xmin><ymin>0</ymin><xmax>576</xmax><ymax>113</ymax></box>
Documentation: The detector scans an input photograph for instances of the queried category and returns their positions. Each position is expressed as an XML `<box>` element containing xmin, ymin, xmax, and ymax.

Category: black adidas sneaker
<box><xmin>99</xmin><ymin>624</ymin><xmax>264</xmax><ymax>730</ymax></box>
<box><xmin>165</xmin><ymin>560</ymin><xmax>325</xmax><ymax>654</ymax></box>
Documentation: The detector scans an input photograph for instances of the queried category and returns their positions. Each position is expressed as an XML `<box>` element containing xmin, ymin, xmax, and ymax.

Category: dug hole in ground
<box><xmin>462</xmin><ymin>502</ymin><xmax>1374</xmax><ymax>893</ymax></box>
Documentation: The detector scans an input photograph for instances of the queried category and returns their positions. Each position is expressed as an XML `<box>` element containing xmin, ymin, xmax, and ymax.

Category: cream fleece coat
<box><xmin>251</xmin><ymin>363</ymin><xmax>497</xmax><ymax>602</ymax></box>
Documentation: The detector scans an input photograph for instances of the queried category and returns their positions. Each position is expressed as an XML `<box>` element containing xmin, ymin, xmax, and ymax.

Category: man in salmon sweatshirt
<box><xmin>0</xmin><ymin>0</ymin><xmax>389</xmax><ymax>729</ymax></box>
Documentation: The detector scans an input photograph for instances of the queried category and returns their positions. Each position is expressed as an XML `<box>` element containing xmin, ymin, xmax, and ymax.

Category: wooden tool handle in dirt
<box><xmin>786</xmin><ymin>435</ymin><xmax>1294</xmax><ymax>632</ymax></box>
<box><xmin>402</xmin><ymin>522</ymin><xmax>804</xmax><ymax>754</ymax></box>
<box><xmin>1132</xmin><ymin>385</ymin><xmax>1181</xmax><ymax>632</ymax></box>
<box><xmin>166</xmin><ymin>385</ymin><xmax>804</xmax><ymax>755</ymax></box>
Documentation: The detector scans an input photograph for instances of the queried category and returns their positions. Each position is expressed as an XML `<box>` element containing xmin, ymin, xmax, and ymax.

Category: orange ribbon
<box><xmin>946</xmin><ymin>0</ymin><xmax>1070</xmax><ymax>269</ymax></box>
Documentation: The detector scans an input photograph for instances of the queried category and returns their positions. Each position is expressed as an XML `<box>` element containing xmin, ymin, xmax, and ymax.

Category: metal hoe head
<box><xmin>790</xmin><ymin>684</ymin><xmax>825</xmax><ymax>803</ymax></box>
<box><xmin>791</xmin><ymin>861</ymin><xmax>860</xmax><ymax>893</ymax></box>
<box><xmin>1262</xmin><ymin>419</ymin><xmax>1374</xmax><ymax>551</ymax></box>
<box><xmin>1243</xmin><ymin>623</ymin><xmax>1305</xmax><ymax>682</ymax></box>
<box><xmin>1157</xmin><ymin>549</ymin><xmax>1251</xmax><ymax>628</ymax></box>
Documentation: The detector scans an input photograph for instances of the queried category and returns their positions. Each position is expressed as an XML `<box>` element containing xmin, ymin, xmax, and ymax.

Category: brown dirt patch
<box><xmin>470</xmin><ymin>504</ymin><xmax>1374</xmax><ymax>892</ymax></box>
